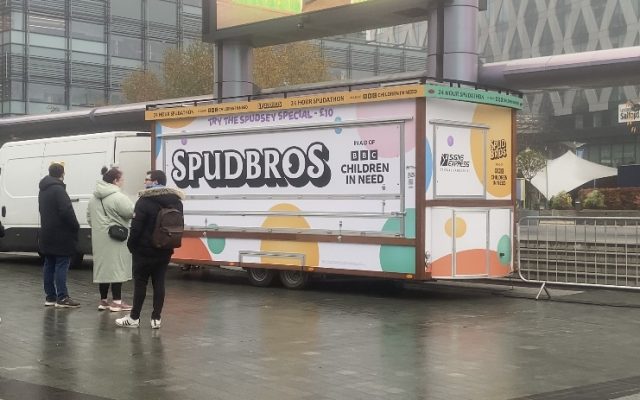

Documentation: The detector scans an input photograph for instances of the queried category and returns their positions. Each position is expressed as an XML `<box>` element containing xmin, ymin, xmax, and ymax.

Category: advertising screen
<box><xmin>204</xmin><ymin>0</ymin><xmax>432</xmax><ymax>47</ymax></box>
<box><xmin>217</xmin><ymin>0</ymin><xmax>371</xmax><ymax>29</ymax></box>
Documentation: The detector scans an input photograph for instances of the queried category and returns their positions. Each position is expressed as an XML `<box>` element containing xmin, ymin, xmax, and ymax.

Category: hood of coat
<box><xmin>94</xmin><ymin>179</ymin><xmax>121</xmax><ymax>200</ymax></box>
<box><xmin>138</xmin><ymin>187</ymin><xmax>185</xmax><ymax>207</ymax></box>
<box><xmin>39</xmin><ymin>175</ymin><xmax>65</xmax><ymax>191</ymax></box>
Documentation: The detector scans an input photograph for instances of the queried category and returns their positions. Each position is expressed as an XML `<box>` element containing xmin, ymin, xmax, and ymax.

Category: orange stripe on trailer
<box><xmin>429</xmin><ymin>249</ymin><xmax>512</xmax><ymax>278</ymax></box>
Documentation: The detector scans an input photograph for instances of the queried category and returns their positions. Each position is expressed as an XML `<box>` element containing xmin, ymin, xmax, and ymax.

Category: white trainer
<box><xmin>151</xmin><ymin>319</ymin><xmax>161</xmax><ymax>329</ymax></box>
<box><xmin>115</xmin><ymin>315</ymin><xmax>139</xmax><ymax>328</ymax></box>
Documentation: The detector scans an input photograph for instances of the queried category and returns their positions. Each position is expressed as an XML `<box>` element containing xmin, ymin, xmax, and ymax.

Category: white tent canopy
<box><xmin>530</xmin><ymin>151</ymin><xmax>617</xmax><ymax>199</ymax></box>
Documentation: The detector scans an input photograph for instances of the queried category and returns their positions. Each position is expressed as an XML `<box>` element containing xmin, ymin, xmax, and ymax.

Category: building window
<box><xmin>72</xmin><ymin>39</ymin><xmax>107</xmax><ymax>55</ymax></box>
<box><xmin>72</xmin><ymin>51</ymin><xmax>106</xmax><ymax>63</ymax></box>
<box><xmin>11</xmin><ymin>12</ymin><xmax>24</xmax><ymax>31</ymax></box>
<box><xmin>575</xmin><ymin>114</ymin><xmax>584</xmax><ymax>129</ymax></box>
<box><xmin>183</xmin><ymin>5</ymin><xmax>201</xmax><ymax>16</ymax></box>
<box><xmin>600</xmin><ymin>145</ymin><xmax>611</xmax><ymax>166</ymax></box>
<box><xmin>28</xmin><ymin>102</ymin><xmax>66</xmax><ymax>114</ymax></box>
<box><xmin>28</xmin><ymin>83</ymin><xmax>65</xmax><ymax>104</ymax></box>
<box><xmin>30</xmin><ymin>46</ymin><xmax>66</xmax><ymax>59</ymax></box>
<box><xmin>111</xmin><ymin>57</ymin><xmax>143</xmax><ymax>68</ymax></box>
<box><xmin>71</xmin><ymin>87</ymin><xmax>105</xmax><ymax>106</ymax></box>
<box><xmin>612</xmin><ymin>144</ymin><xmax>624</xmax><ymax>167</ymax></box>
<box><xmin>110</xmin><ymin>35</ymin><xmax>142</xmax><ymax>59</ymax></box>
<box><xmin>148</xmin><ymin>0</ymin><xmax>177</xmax><ymax>25</ymax></box>
<box><xmin>593</xmin><ymin>111</ymin><xmax>602</xmax><ymax>128</ymax></box>
<box><xmin>623</xmin><ymin>143</ymin><xmax>636</xmax><ymax>165</ymax></box>
<box><xmin>109</xmin><ymin>91</ymin><xmax>124</xmax><ymax>104</ymax></box>
<box><xmin>72</xmin><ymin>20</ymin><xmax>104</xmax><ymax>42</ymax></box>
<box><xmin>11</xmin><ymin>81</ymin><xmax>24</xmax><ymax>100</ymax></box>
<box><xmin>29</xmin><ymin>33</ymin><xmax>66</xmax><ymax>49</ymax></box>
<box><xmin>147</xmin><ymin>40</ymin><xmax>173</xmax><ymax>62</ymax></box>
<box><xmin>28</xmin><ymin>15</ymin><xmax>65</xmax><ymax>36</ymax></box>
<box><xmin>111</xmin><ymin>0</ymin><xmax>142</xmax><ymax>19</ymax></box>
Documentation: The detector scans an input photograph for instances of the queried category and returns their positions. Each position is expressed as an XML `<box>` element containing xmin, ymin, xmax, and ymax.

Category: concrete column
<box><xmin>426</xmin><ymin>6</ymin><xmax>442</xmax><ymax>79</ymax></box>
<box><xmin>427</xmin><ymin>0</ymin><xmax>479</xmax><ymax>83</ymax></box>
<box><xmin>215</xmin><ymin>40</ymin><xmax>255</xmax><ymax>102</ymax></box>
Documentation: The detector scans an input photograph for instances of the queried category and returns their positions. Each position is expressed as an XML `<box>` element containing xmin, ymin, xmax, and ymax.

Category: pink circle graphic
<box><xmin>355</xmin><ymin>102</ymin><xmax>416</xmax><ymax>158</ymax></box>
<box><xmin>447</xmin><ymin>136</ymin><xmax>454</xmax><ymax>146</ymax></box>
<box><xmin>181</xmin><ymin>138</ymin><xmax>188</xmax><ymax>145</ymax></box>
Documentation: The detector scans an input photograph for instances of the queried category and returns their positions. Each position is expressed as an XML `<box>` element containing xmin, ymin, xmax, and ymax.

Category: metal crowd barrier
<box><xmin>517</xmin><ymin>216</ymin><xmax>640</xmax><ymax>298</ymax></box>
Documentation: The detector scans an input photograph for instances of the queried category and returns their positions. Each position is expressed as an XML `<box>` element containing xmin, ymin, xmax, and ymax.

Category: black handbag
<box><xmin>107</xmin><ymin>225</ymin><xmax>128</xmax><ymax>241</ymax></box>
<box><xmin>100</xmin><ymin>197</ymin><xmax>128</xmax><ymax>242</ymax></box>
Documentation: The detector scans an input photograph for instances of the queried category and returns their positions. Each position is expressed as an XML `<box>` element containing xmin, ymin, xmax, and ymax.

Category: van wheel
<box><xmin>279</xmin><ymin>270</ymin><xmax>309</xmax><ymax>290</ymax></box>
<box><xmin>70</xmin><ymin>253</ymin><xmax>84</xmax><ymax>269</ymax></box>
<box><xmin>247</xmin><ymin>268</ymin><xmax>277</xmax><ymax>287</ymax></box>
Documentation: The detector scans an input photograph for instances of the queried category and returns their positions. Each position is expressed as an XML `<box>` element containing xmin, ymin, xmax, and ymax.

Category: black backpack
<box><xmin>151</xmin><ymin>207</ymin><xmax>184</xmax><ymax>249</ymax></box>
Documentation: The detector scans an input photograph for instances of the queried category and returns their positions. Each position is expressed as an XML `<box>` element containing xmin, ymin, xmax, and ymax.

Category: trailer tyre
<box><xmin>247</xmin><ymin>268</ymin><xmax>277</xmax><ymax>287</ymax></box>
<box><xmin>279</xmin><ymin>270</ymin><xmax>309</xmax><ymax>290</ymax></box>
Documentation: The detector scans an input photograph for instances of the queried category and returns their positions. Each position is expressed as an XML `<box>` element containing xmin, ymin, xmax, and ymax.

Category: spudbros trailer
<box><xmin>146</xmin><ymin>78</ymin><xmax>522</xmax><ymax>288</ymax></box>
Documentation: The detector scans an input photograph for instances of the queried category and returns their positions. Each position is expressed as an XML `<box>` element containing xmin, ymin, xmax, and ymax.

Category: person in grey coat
<box><xmin>87</xmin><ymin>167</ymin><xmax>134</xmax><ymax>312</ymax></box>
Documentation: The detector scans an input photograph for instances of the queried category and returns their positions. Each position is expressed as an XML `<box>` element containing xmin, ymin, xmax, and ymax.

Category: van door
<box><xmin>0</xmin><ymin>142</ymin><xmax>46</xmax><ymax>251</ymax></box>
<box><xmin>114</xmin><ymin>135</ymin><xmax>151</xmax><ymax>198</ymax></box>
<box><xmin>42</xmin><ymin>135</ymin><xmax>113</xmax><ymax>255</ymax></box>
<box><xmin>43</xmin><ymin>135</ymin><xmax>113</xmax><ymax>219</ymax></box>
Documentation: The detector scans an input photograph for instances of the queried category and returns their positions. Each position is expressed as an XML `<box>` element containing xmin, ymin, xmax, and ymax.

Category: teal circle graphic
<box><xmin>497</xmin><ymin>235</ymin><xmax>511</xmax><ymax>265</ymax></box>
<box><xmin>379</xmin><ymin>208</ymin><xmax>416</xmax><ymax>273</ymax></box>
<box><xmin>206</xmin><ymin>224</ymin><xmax>225</xmax><ymax>254</ymax></box>
<box><xmin>334</xmin><ymin>117</ymin><xmax>342</xmax><ymax>134</ymax></box>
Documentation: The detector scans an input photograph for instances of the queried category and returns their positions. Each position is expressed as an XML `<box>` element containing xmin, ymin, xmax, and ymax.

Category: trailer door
<box><xmin>452</xmin><ymin>209</ymin><xmax>489</xmax><ymax>278</ymax></box>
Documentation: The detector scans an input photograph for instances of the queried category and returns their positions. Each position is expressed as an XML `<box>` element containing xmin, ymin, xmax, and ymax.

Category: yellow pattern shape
<box><xmin>444</xmin><ymin>217</ymin><xmax>467</xmax><ymax>238</ymax></box>
<box><xmin>470</xmin><ymin>105</ymin><xmax>512</xmax><ymax>198</ymax></box>
<box><xmin>260</xmin><ymin>203</ymin><xmax>319</xmax><ymax>266</ymax></box>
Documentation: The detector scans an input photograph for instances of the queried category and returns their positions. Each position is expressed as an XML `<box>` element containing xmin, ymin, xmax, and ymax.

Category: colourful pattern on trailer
<box><xmin>379</xmin><ymin>208</ymin><xmax>415</xmax><ymax>273</ymax></box>
<box><xmin>260</xmin><ymin>204</ymin><xmax>319</xmax><ymax>266</ymax></box>
<box><xmin>425</xmin><ymin>99</ymin><xmax>513</xmax><ymax>278</ymax></box>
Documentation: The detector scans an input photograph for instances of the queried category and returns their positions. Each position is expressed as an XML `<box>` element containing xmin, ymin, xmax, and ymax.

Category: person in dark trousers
<box><xmin>116</xmin><ymin>170</ymin><xmax>183</xmax><ymax>329</ymax></box>
<box><xmin>38</xmin><ymin>162</ymin><xmax>80</xmax><ymax>308</ymax></box>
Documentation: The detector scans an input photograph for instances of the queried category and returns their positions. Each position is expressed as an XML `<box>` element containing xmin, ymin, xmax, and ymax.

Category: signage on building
<box><xmin>618</xmin><ymin>103</ymin><xmax>640</xmax><ymax>124</ymax></box>
<box><xmin>424</xmin><ymin>84</ymin><xmax>523</xmax><ymax>110</ymax></box>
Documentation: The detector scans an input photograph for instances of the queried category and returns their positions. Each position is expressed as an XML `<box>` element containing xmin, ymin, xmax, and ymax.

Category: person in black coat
<box><xmin>38</xmin><ymin>163</ymin><xmax>80</xmax><ymax>308</ymax></box>
<box><xmin>116</xmin><ymin>169</ymin><xmax>184</xmax><ymax>329</ymax></box>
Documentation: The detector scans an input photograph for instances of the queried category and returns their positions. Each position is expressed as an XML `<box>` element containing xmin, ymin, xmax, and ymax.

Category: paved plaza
<box><xmin>1</xmin><ymin>254</ymin><xmax>640</xmax><ymax>399</ymax></box>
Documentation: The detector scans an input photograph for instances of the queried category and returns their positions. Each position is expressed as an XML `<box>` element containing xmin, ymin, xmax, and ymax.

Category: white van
<box><xmin>0</xmin><ymin>132</ymin><xmax>151</xmax><ymax>264</ymax></box>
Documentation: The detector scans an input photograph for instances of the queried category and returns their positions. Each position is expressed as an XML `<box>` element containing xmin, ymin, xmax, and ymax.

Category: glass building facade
<box><xmin>0</xmin><ymin>0</ymin><xmax>202</xmax><ymax>116</ymax></box>
<box><xmin>479</xmin><ymin>0</ymin><xmax>640</xmax><ymax>167</ymax></box>
<box><xmin>371</xmin><ymin>0</ymin><xmax>640</xmax><ymax>167</ymax></box>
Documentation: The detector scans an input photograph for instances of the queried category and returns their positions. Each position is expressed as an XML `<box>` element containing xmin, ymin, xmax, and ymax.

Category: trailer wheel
<box><xmin>247</xmin><ymin>268</ymin><xmax>277</xmax><ymax>287</ymax></box>
<box><xmin>279</xmin><ymin>270</ymin><xmax>309</xmax><ymax>290</ymax></box>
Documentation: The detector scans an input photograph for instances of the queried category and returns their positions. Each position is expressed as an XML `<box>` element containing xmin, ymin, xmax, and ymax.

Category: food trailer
<box><xmin>145</xmin><ymin>79</ymin><xmax>522</xmax><ymax>288</ymax></box>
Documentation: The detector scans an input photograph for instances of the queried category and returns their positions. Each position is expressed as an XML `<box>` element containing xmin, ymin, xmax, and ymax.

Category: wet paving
<box><xmin>1</xmin><ymin>254</ymin><xmax>640</xmax><ymax>400</ymax></box>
